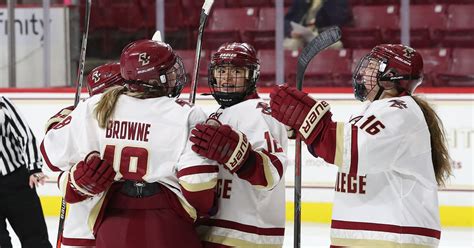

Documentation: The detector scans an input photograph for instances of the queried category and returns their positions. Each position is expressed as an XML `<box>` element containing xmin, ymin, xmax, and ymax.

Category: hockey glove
<box><xmin>45</xmin><ymin>105</ymin><xmax>75</xmax><ymax>132</ymax></box>
<box><xmin>270</xmin><ymin>85</ymin><xmax>330</xmax><ymax>144</ymax></box>
<box><xmin>190</xmin><ymin>124</ymin><xmax>252</xmax><ymax>174</ymax></box>
<box><xmin>67</xmin><ymin>152</ymin><xmax>116</xmax><ymax>202</ymax></box>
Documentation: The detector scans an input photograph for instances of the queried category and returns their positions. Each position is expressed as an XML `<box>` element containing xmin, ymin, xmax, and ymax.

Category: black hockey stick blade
<box><xmin>189</xmin><ymin>0</ymin><xmax>214</xmax><ymax>104</ymax></box>
<box><xmin>296</xmin><ymin>26</ymin><xmax>342</xmax><ymax>90</ymax></box>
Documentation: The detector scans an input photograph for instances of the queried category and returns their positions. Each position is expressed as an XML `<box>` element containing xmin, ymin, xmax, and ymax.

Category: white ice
<box><xmin>5</xmin><ymin>218</ymin><xmax>473</xmax><ymax>247</ymax></box>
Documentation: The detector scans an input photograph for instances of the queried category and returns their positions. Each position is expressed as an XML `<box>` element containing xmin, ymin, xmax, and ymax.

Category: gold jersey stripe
<box><xmin>334</xmin><ymin>122</ymin><xmax>345</xmax><ymax>167</ymax></box>
<box><xmin>331</xmin><ymin>237</ymin><xmax>434</xmax><ymax>248</ymax></box>
<box><xmin>202</xmin><ymin>234</ymin><xmax>282</xmax><ymax>248</ymax></box>
<box><xmin>179</xmin><ymin>178</ymin><xmax>217</xmax><ymax>192</ymax></box>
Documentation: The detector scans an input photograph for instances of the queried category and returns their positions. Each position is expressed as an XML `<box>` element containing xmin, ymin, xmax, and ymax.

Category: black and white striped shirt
<box><xmin>0</xmin><ymin>96</ymin><xmax>43</xmax><ymax>176</ymax></box>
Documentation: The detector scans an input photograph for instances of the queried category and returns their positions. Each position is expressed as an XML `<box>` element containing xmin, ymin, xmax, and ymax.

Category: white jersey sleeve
<box><xmin>176</xmin><ymin>105</ymin><xmax>219</xmax><ymax>218</ymax></box>
<box><xmin>41</xmin><ymin>96</ymin><xmax>102</xmax><ymax>173</ymax></box>
<box><xmin>225</xmin><ymin>99</ymin><xmax>288</xmax><ymax>191</ymax></box>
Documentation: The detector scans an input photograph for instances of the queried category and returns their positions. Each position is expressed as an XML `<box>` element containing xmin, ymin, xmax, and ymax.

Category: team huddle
<box><xmin>40</xmin><ymin>39</ymin><xmax>450</xmax><ymax>248</ymax></box>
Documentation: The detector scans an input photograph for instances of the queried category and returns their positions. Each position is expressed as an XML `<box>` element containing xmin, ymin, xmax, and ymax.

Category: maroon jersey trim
<box><xmin>40</xmin><ymin>140</ymin><xmax>61</xmax><ymax>172</ymax></box>
<box><xmin>200</xmin><ymin>219</ymin><xmax>285</xmax><ymax>236</ymax></box>
<box><xmin>331</xmin><ymin>219</ymin><xmax>441</xmax><ymax>239</ymax></box>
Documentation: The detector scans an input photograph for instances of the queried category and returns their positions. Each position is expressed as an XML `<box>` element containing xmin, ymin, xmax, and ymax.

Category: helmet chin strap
<box><xmin>373</xmin><ymin>61</ymin><xmax>389</xmax><ymax>101</ymax></box>
<box><xmin>373</xmin><ymin>84</ymin><xmax>385</xmax><ymax>101</ymax></box>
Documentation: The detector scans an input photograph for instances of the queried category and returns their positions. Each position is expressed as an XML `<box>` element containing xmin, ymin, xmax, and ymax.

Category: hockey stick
<box><xmin>56</xmin><ymin>1</ymin><xmax>92</xmax><ymax>247</ymax></box>
<box><xmin>189</xmin><ymin>0</ymin><xmax>214</xmax><ymax>104</ymax></box>
<box><xmin>293</xmin><ymin>26</ymin><xmax>341</xmax><ymax>248</ymax></box>
<box><xmin>73</xmin><ymin>0</ymin><xmax>92</xmax><ymax>107</ymax></box>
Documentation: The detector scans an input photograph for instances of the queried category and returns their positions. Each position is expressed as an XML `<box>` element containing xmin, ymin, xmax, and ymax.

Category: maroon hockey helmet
<box><xmin>86</xmin><ymin>62</ymin><xmax>123</xmax><ymax>96</ymax></box>
<box><xmin>120</xmin><ymin>39</ymin><xmax>186</xmax><ymax>97</ymax></box>
<box><xmin>208</xmin><ymin>42</ymin><xmax>260</xmax><ymax>107</ymax></box>
<box><xmin>353</xmin><ymin>44</ymin><xmax>423</xmax><ymax>101</ymax></box>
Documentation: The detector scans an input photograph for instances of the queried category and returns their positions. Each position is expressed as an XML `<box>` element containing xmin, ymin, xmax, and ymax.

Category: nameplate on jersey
<box><xmin>299</xmin><ymin>101</ymin><xmax>330</xmax><ymax>139</ymax></box>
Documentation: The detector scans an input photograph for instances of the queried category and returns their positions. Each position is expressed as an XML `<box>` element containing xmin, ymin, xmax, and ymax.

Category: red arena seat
<box><xmin>203</xmin><ymin>8</ymin><xmax>259</xmax><ymax>50</ymax></box>
<box><xmin>417</xmin><ymin>48</ymin><xmax>451</xmax><ymax>87</ymax></box>
<box><xmin>438</xmin><ymin>48</ymin><xmax>474</xmax><ymax>87</ymax></box>
<box><xmin>341</xmin><ymin>5</ymin><xmax>399</xmax><ymax>48</ymax></box>
<box><xmin>439</xmin><ymin>4</ymin><xmax>474</xmax><ymax>47</ymax></box>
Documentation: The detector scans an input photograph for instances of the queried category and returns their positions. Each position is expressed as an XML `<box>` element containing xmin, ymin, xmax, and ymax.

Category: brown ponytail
<box><xmin>412</xmin><ymin>95</ymin><xmax>452</xmax><ymax>186</ymax></box>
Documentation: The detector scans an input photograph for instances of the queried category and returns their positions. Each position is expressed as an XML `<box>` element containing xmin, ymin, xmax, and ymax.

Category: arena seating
<box><xmin>257</xmin><ymin>49</ymin><xmax>299</xmax><ymax>86</ymax></box>
<box><xmin>438</xmin><ymin>48</ymin><xmax>474</xmax><ymax>87</ymax></box>
<box><xmin>226</xmin><ymin>0</ymin><xmax>272</xmax><ymax>8</ymax></box>
<box><xmin>73</xmin><ymin>0</ymin><xmax>474</xmax><ymax>88</ymax></box>
<box><xmin>244</xmin><ymin>7</ymin><xmax>277</xmax><ymax>49</ymax></box>
<box><xmin>385</xmin><ymin>4</ymin><xmax>448</xmax><ymax>48</ymax></box>
<box><xmin>203</xmin><ymin>7</ymin><xmax>259</xmax><ymax>49</ymax></box>
<box><xmin>439</xmin><ymin>4</ymin><xmax>474</xmax><ymax>47</ymax></box>
<box><xmin>417</xmin><ymin>48</ymin><xmax>451</xmax><ymax>87</ymax></box>
<box><xmin>286</xmin><ymin>49</ymin><xmax>352</xmax><ymax>87</ymax></box>
<box><xmin>175</xmin><ymin>50</ymin><xmax>210</xmax><ymax>87</ymax></box>
<box><xmin>341</xmin><ymin>5</ymin><xmax>399</xmax><ymax>48</ymax></box>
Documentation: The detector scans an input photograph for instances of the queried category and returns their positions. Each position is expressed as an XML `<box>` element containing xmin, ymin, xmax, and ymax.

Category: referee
<box><xmin>0</xmin><ymin>96</ymin><xmax>52</xmax><ymax>248</ymax></box>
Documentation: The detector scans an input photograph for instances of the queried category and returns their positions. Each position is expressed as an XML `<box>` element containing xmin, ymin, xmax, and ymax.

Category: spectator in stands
<box><xmin>0</xmin><ymin>96</ymin><xmax>51</xmax><ymax>248</ymax></box>
<box><xmin>284</xmin><ymin>0</ymin><xmax>353</xmax><ymax>50</ymax></box>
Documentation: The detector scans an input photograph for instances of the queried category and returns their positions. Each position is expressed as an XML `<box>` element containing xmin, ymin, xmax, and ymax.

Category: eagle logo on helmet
<box><xmin>92</xmin><ymin>71</ymin><xmax>101</xmax><ymax>83</ymax></box>
<box><xmin>138</xmin><ymin>53</ymin><xmax>150</xmax><ymax>66</ymax></box>
<box><xmin>403</xmin><ymin>47</ymin><xmax>416</xmax><ymax>59</ymax></box>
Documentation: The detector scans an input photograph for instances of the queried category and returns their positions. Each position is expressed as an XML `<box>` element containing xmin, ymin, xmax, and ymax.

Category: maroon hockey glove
<box><xmin>69</xmin><ymin>152</ymin><xmax>116</xmax><ymax>200</ymax></box>
<box><xmin>190</xmin><ymin>124</ymin><xmax>252</xmax><ymax>173</ymax></box>
<box><xmin>45</xmin><ymin>105</ymin><xmax>75</xmax><ymax>132</ymax></box>
<box><xmin>270</xmin><ymin>85</ymin><xmax>330</xmax><ymax>144</ymax></box>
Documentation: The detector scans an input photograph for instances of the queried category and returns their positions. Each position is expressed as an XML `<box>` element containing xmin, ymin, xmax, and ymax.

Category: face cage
<box><xmin>352</xmin><ymin>55</ymin><xmax>382</xmax><ymax>102</ymax></box>
<box><xmin>127</xmin><ymin>56</ymin><xmax>187</xmax><ymax>97</ymax></box>
<box><xmin>208</xmin><ymin>64</ymin><xmax>257</xmax><ymax>107</ymax></box>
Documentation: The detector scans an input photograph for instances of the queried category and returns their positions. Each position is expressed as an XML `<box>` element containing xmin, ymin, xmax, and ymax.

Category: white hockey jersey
<box><xmin>308</xmin><ymin>96</ymin><xmax>441</xmax><ymax>247</ymax></box>
<box><xmin>197</xmin><ymin>97</ymin><xmax>289</xmax><ymax>247</ymax></box>
<box><xmin>41</xmin><ymin>94</ymin><xmax>218</xmax><ymax>244</ymax></box>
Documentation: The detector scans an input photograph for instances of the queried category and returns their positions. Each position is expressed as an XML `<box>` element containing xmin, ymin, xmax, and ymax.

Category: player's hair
<box><xmin>94</xmin><ymin>85</ymin><xmax>167</xmax><ymax>128</ymax></box>
<box><xmin>94</xmin><ymin>85</ymin><xmax>126</xmax><ymax>128</ymax></box>
<box><xmin>412</xmin><ymin>95</ymin><xmax>452</xmax><ymax>186</ymax></box>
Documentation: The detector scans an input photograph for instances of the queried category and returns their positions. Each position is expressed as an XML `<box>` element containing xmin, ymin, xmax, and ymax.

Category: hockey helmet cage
<box><xmin>208</xmin><ymin>42</ymin><xmax>260</xmax><ymax>107</ymax></box>
<box><xmin>120</xmin><ymin>39</ymin><xmax>187</xmax><ymax>97</ymax></box>
<box><xmin>353</xmin><ymin>44</ymin><xmax>423</xmax><ymax>101</ymax></box>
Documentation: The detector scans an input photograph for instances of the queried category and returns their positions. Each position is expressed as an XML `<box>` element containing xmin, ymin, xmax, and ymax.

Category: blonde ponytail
<box><xmin>94</xmin><ymin>85</ymin><xmax>127</xmax><ymax>128</ymax></box>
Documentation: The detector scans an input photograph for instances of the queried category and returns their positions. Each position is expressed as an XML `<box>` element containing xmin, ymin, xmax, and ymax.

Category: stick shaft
<box><xmin>293</xmin><ymin>26</ymin><xmax>341</xmax><ymax>248</ymax></box>
<box><xmin>57</xmin><ymin>1</ymin><xmax>92</xmax><ymax>247</ymax></box>
<box><xmin>73</xmin><ymin>0</ymin><xmax>92</xmax><ymax>107</ymax></box>
<box><xmin>189</xmin><ymin>0</ymin><xmax>214</xmax><ymax>104</ymax></box>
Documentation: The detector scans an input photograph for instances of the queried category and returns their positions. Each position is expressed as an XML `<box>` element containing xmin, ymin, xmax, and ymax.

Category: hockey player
<box><xmin>45</xmin><ymin>62</ymin><xmax>124</xmax><ymax>133</ymax></box>
<box><xmin>269</xmin><ymin>44</ymin><xmax>451</xmax><ymax>247</ymax></box>
<box><xmin>189</xmin><ymin>42</ymin><xmax>288</xmax><ymax>247</ymax></box>
<box><xmin>41</xmin><ymin>40</ymin><xmax>218</xmax><ymax>248</ymax></box>
<box><xmin>43</xmin><ymin>62</ymin><xmax>123</xmax><ymax>248</ymax></box>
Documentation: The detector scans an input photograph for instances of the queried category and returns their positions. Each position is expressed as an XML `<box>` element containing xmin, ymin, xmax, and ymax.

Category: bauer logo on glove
<box><xmin>190</xmin><ymin>124</ymin><xmax>252</xmax><ymax>174</ymax></box>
